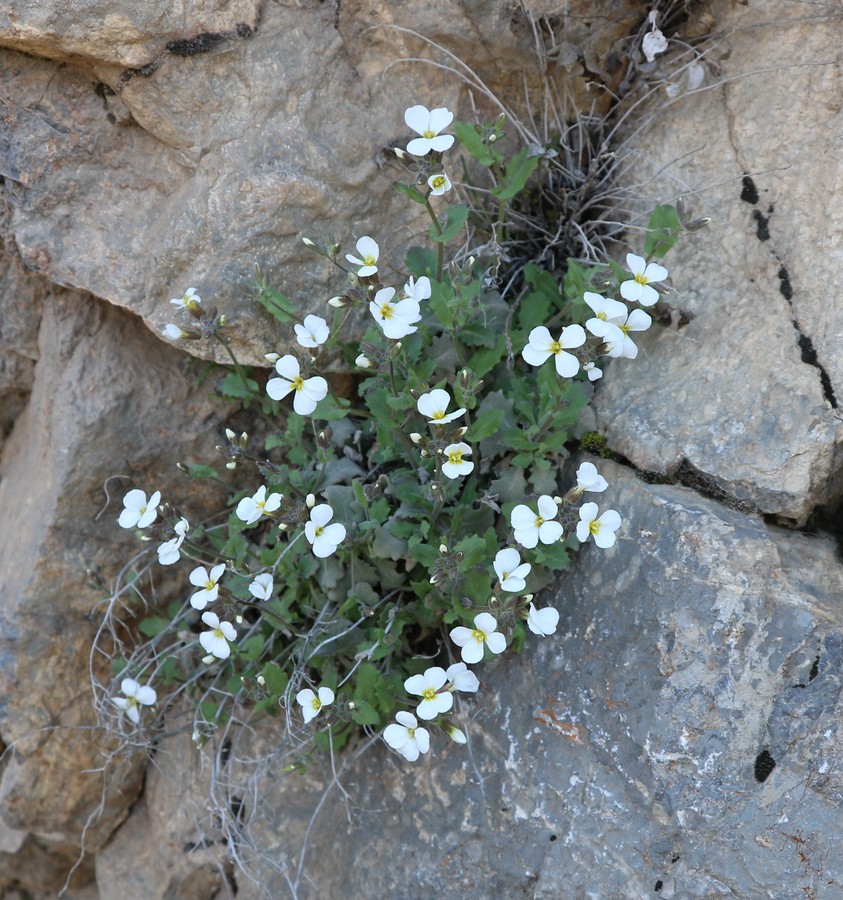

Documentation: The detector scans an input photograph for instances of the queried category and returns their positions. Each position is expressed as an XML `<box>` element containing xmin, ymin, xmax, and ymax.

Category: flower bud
<box><xmin>302</xmin><ymin>237</ymin><xmax>317</xmax><ymax>248</ymax></box>
<box><xmin>446</xmin><ymin>724</ymin><xmax>467</xmax><ymax>744</ymax></box>
<box><xmin>264</xmin><ymin>352</ymin><xmax>280</xmax><ymax>364</ymax></box>
<box><xmin>394</xmin><ymin>147</ymin><xmax>406</xmax><ymax>159</ymax></box>
<box><xmin>305</xmin><ymin>493</ymin><xmax>316</xmax><ymax>508</ymax></box>
<box><xmin>356</xmin><ymin>353</ymin><xmax>373</xmax><ymax>369</ymax></box>
<box><xmin>439</xmin><ymin>543</ymin><xmax>448</xmax><ymax>554</ymax></box>
<box><xmin>225</xmin><ymin>428</ymin><xmax>236</xmax><ymax>441</ymax></box>
<box><xmin>410</xmin><ymin>433</ymin><xmax>423</xmax><ymax>444</ymax></box>
<box><xmin>235</xmin><ymin>614</ymin><xmax>243</xmax><ymax>624</ymax></box>
<box><xmin>429</xmin><ymin>570</ymin><xmax>447</xmax><ymax>585</ymax></box>
<box><xmin>328</xmin><ymin>296</ymin><xmax>346</xmax><ymax>308</ymax></box>
<box><xmin>554</xmin><ymin>496</ymin><xmax>563</xmax><ymax>505</ymax></box>
<box><xmin>202</xmin><ymin>655</ymin><xmax>215</xmax><ymax>665</ymax></box>
<box><xmin>453</xmin><ymin>426</ymin><xmax>469</xmax><ymax>439</ymax></box>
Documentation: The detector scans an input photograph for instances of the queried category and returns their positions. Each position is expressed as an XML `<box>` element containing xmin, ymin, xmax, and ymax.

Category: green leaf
<box><xmin>261</xmin><ymin>662</ymin><xmax>288</xmax><ymax>696</ymax></box>
<box><xmin>429</xmin><ymin>206</ymin><xmax>469</xmax><ymax>244</ymax></box>
<box><xmin>644</xmin><ymin>204</ymin><xmax>681</xmax><ymax>258</ymax></box>
<box><xmin>138</xmin><ymin>616</ymin><xmax>170</xmax><ymax>637</ymax></box>
<box><xmin>405</xmin><ymin>246</ymin><xmax>437</xmax><ymax>277</ymax></box>
<box><xmin>313</xmin><ymin>395</ymin><xmax>351</xmax><ymax>421</ymax></box>
<box><xmin>492</xmin><ymin>147</ymin><xmax>539</xmax><ymax>201</ymax></box>
<box><xmin>428</xmin><ymin>279</ymin><xmax>455</xmax><ymax>329</ymax></box>
<box><xmin>350</xmin><ymin>699</ymin><xmax>381</xmax><ymax>727</ymax></box>
<box><xmin>371</xmin><ymin>525</ymin><xmax>408</xmax><ymax>561</ymax></box>
<box><xmin>255</xmin><ymin>288</ymin><xmax>297</xmax><ymax>324</ymax></box>
<box><xmin>218</xmin><ymin>372</ymin><xmax>260</xmax><ymax>400</ymax></box>
<box><xmin>453</xmin><ymin>121</ymin><xmax>499</xmax><ymax>167</ymax></box>
<box><xmin>468</xmin><ymin>335</ymin><xmax>506</xmax><ymax>379</ymax></box>
<box><xmin>468</xmin><ymin>408</ymin><xmax>505</xmax><ymax>442</ymax></box>
<box><xmin>393</xmin><ymin>181</ymin><xmax>427</xmax><ymax>204</ymax></box>
<box><xmin>240</xmin><ymin>634</ymin><xmax>266</xmax><ymax>662</ymax></box>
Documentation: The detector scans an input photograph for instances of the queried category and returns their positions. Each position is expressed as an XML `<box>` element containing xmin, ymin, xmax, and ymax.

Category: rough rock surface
<box><xmin>0</xmin><ymin>288</ymin><xmax>223</xmax><ymax>892</ymax></box>
<box><xmin>594</xmin><ymin>0</ymin><xmax>843</xmax><ymax>525</ymax></box>
<box><xmin>117</xmin><ymin>463</ymin><xmax>843</xmax><ymax>900</ymax></box>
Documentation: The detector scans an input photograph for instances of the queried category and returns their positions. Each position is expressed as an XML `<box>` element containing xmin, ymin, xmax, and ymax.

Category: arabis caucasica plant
<box><xmin>107</xmin><ymin>103</ymin><xmax>686</xmax><ymax>769</ymax></box>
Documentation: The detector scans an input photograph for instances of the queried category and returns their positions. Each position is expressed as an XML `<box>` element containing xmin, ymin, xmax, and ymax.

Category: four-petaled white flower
<box><xmin>170</xmin><ymin>287</ymin><xmax>200</xmax><ymax>309</ymax></box>
<box><xmin>266</xmin><ymin>355</ymin><xmax>328</xmax><ymax>416</ymax></box>
<box><xmin>575</xmin><ymin>461</ymin><xmax>608</xmax><ymax>494</ymax></box>
<box><xmin>199</xmin><ymin>611</ymin><xmax>237</xmax><ymax>659</ymax></box>
<box><xmin>369</xmin><ymin>287</ymin><xmax>421</xmax><ymax>340</ymax></box>
<box><xmin>522</xmin><ymin>324</ymin><xmax>586</xmax><ymax>377</ymax></box>
<box><xmin>157</xmin><ymin>517</ymin><xmax>189</xmax><ymax>565</ymax></box>
<box><xmin>305</xmin><ymin>504</ymin><xmax>346</xmax><ymax>558</ymax></box>
<box><xmin>119</xmin><ymin>489</ymin><xmax>161</xmax><ymax>529</ymax></box>
<box><xmin>296</xmin><ymin>686</ymin><xmax>334</xmax><ymax>724</ymax></box>
<box><xmin>189</xmin><ymin>563</ymin><xmax>225</xmax><ymax>610</ymax></box>
<box><xmin>583</xmin><ymin>362</ymin><xmax>603</xmax><ymax>381</ymax></box>
<box><xmin>162</xmin><ymin>324</ymin><xmax>189</xmax><ymax>340</ymax></box>
<box><xmin>384</xmin><ymin>710</ymin><xmax>430</xmax><ymax>761</ymax></box>
<box><xmin>510</xmin><ymin>495</ymin><xmax>564</xmax><ymax>549</ymax></box>
<box><xmin>236</xmin><ymin>485</ymin><xmax>282</xmax><ymax>525</ymax></box>
<box><xmin>442</xmin><ymin>442</ymin><xmax>474</xmax><ymax>480</ymax></box>
<box><xmin>493</xmin><ymin>547</ymin><xmax>532</xmax><ymax>592</ymax></box>
<box><xmin>620</xmin><ymin>253</ymin><xmax>668</xmax><ymax>307</ymax></box>
<box><xmin>404</xmin><ymin>105</ymin><xmax>455</xmax><ymax>156</ymax></box>
<box><xmin>604</xmin><ymin>308</ymin><xmax>653</xmax><ymax>360</ymax></box>
<box><xmin>427</xmin><ymin>172</ymin><xmax>452</xmax><ymax>195</ymax></box>
<box><xmin>450</xmin><ymin>612</ymin><xmax>506</xmax><ymax>664</ymax></box>
<box><xmin>404</xmin><ymin>666</ymin><xmax>453</xmax><ymax>721</ymax></box>
<box><xmin>249</xmin><ymin>573</ymin><xmax>274</xmax><ymax>601</ymax></box>
<box><xmin>416</xmin><ymin>388</ymin><xmax>465</xmax><ymax>425</ymax></box>
<box><xmin>527</xmin><ymin>602</ymin><xmax>560</xmax><ymax>636</ymax></box>
<box><xmin>403</xmin><ymin>276</ymin><xmax>431</xmax><ymax>303</ymax></box>
<box><xmin>294</xmin><ymin>315</ymin><xmax>330</xmax><ymax>349</ymax></box>
<box><xmin>346</xmin><ymin>236</ymin><xmax>380</xmax><ymax>277</ymax></box>
<box><xmin>576</xmin><ymin>502</ymin><xmax>622</xmax><ymax>549</ymax></box>
<box><xmin>445</xmin><ymin>662</ymin><xmax>480</xmax><ymax>693</ymax></box>
<box><xmin>583</xmin><ymin>292</ymin><xmax>627</xmax><ymax>345</ymax></box>
<box><xmin>112</xmin><ymin>678</ymin><xmax>157</xmax><ymax>724</ymax></box>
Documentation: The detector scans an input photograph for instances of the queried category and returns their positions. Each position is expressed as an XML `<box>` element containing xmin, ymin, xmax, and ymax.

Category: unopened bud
<box><xmin>302</xmin><ymin>237</ymin><xmax>317</xmax><ymax>248</ymax></box>
<box><xmin>453</xmin><ymin>551</ymin><xmax>464</xmax><ymax>564</ymax></box>
<box><xmin>453</xmin><ymin>426</ymin><xmax>468</xmax><ymax>439</ymax></box>
<box><xmin>278</xmin><ymin>523</ymin><xmax>289</xmax><ymax>531</ymax></box>
<box><xmin>348</xmin><ymin>701</ymin><xmax>356</xmax><ymax>710</ymax></box>
<box><xmin>218</xmin><ymin>315</ymin><xmax>227</xmax><ymax>327</ymax></box>
<box><xmin>460</xmin><ymin>596</ymin><xmax>472</xmax><ymax>608</ymax></box>
<box><xmin>356</xmin><ymin>353</ymin><xmax>373</xmax><ymax>369</ymax></box>
<box><xmin>328</xmin><ymin>296</ymin><xmax>346</xmax><ymax>308</ymax></box>
<box><xmin>306</xmin><ymin>493</ymin><xmax>316</xmax><ymax>508</ymax></box>
<box><xmin>429</xmin><ymin>570</ymin><xmax>447</xmax><ymax>585</ymax></box>
<box><xmin>317</xmin><ymin>427</ymin><xmax>331</xmax><ymax>449</ymax></box>
<box><xmin>446</xmin><ymin>724</ymin><xmax>467</xmax><ymax>744</ymax></box>
<box><xmin>202</xmin><ymin>655</ymin><xmax>215</xmax><ymax>665</ymax></box>
<box><xmin>235</xmin><ymin>614</ymin><xmax>243</xmax><ymax>624</ymax></box>
<box><xmin>409</xmin><ymin>388</ymin><xmax>421</xmax><ymax>401</ymax></box>
<box><xmin>554</xmin><ymin>496</ymin><xmax>563</xmax><ymax>505</ymax></box>
<box><xmin>439</xmin><ymin>543</ymin><xmax>448</xmax><ymax>554</ymax></box>
<box><xmin>394</xmin><ymin>147</ymin><xmax>406</xmax><ymax>159</ymax></box>
<box><xmin>420</xmin><ymin>449</ymin><xmax>429</xmax><ymax>458</ymax></box>
<box><xmin>264</xmin><ymin>352</ymin><xmax>280</xmax><ymax>364</ymax></box>
<box><xmin>685</xmin><ymin>217</ymin><xmax>711</xmax><ymax>232</ymax></box>
<box><xmin>410</xmin><ymin>433</ymin><xmax>423</xmax><ymax>444</ymax></box>
<box><xmin>225</xmin><ymin>428</ymin><xmax>236</xmax><ymax>441</ymax></box>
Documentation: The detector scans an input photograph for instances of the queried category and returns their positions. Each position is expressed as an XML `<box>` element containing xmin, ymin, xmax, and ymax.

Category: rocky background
<box><xmin>1</xmin><ymin>0</ymin><xmax>842</xmax><ymax>897</ymax></box>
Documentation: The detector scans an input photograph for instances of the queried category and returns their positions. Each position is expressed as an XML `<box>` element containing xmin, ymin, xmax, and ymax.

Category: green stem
<box><xmin>216</xmin><ymin>337</ymin><xmax>253</xmax><ymax>397</ymax></box>
<box><xmin>424</xmin><ymin>195</ymin><xmax>445</xmax><ymax>282</ymax></box>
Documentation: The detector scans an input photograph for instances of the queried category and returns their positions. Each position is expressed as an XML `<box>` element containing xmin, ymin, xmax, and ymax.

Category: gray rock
<box><xmin>594</xmin><ymin>0</ymin><xmax>843</xmax><ymax>524</ymax></box>
<box><xmin>107</xmin><ymin>462</ymin><xmax>843</xmax><ymax>900</ymax></box>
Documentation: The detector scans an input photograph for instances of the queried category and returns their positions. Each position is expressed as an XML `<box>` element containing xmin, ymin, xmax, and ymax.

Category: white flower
<box><xmin>522</xmin><ymin>324</ymin><xmax>586</xmax><ymax>377</ymax></box>
<box><xmin>118</xmin><ymin>489</ymin><xmax>161</xmax><ymax>529</ymax></box>
<box><xmin>427</xmin><ymin>172</ymin><xmax>452</xmax><ymax>195</ymax></box>
<box><xmin>449</xmin><ymin>612</ymin><xmax>507</xmax><ymax>664</ymax></box>
<box><xmin>383</xmin><ymin>710</ymin><xmax>430</xmax><ymax>761</ymax></box>
<box><xmin>527</xmin><ymin>603</ymin><xmax>560</xmax><ymax>636</ymax></box>
<box><xmin>403</xmin><ymin>276</ymin><xmax>431</xmax><ymax>303</ymax></box>
<box><xmin>249</xmin><ymin>573</ymin><xmax>274</xmax><ymax>601</ymax></box>
<box><xmin>583</xmin><ymin>292</ymin><xmax>627</xmax><ymax>344</ymax></box>
<box><xmin>296</xmin><ymin>686</ymin><xmax>334</xmax><ymax>724</ymax></box>
<box><xmin>346</xmin><ymin>236</ymin><xmax>380</xmax><ymax>277</ymax></box>
<box><xmin>188</xmin><ymin>563</ymin><xmax>225</xmax><ymax>610</ymax></box>
<box><xmin>445</xmin><ymin>662</ymin><xmax>480</xmax><ymax>693</ymax></box>
<box><xmin>510</xmin><ymin>495</ymin><xmax>564</xmax><ymax>549</ymax></box>
<box><xmin>294</xmin><ymin>315</ymin><xmax>330</xmax><ymax>348</ymax></box>
<box><xmin>157</xmin><ymin>517</ymin><xmax>189</xmax><ymax>565</ymax></box>
<box><xmin>493</xmin><ymin>547</ymin><xmax>531</xmax><ymax>592</ymax></box>
<box><xmin>441</xmin><ymin>442</ymin><xmax>474</xmax><ymax>480</ymax></box>
<box><xmin>576</xmin><ymin>502</ymin><xmax>622</xmax><ymax>549</ymax></box>
<box><xmin>583</xmin><ymin>362</ymin><xmax>603</xmax><ymax>381</ymax></box>
<box><xmin>236</xmin><ymin>485</ymin><xmax>282</xmax><ymax>525</ymax></box>
<box><xmin>266</xmin><ymin>355</ymin><xmax>328</xmax><ymax>416</ymax></box>
<box><xmin>404</xmin><ymin>105</ymin><xmax>455</xmax><ymax>156</ymax></box>
<box><xmin>575</xmin><ymin>461</ymin><xmax>608</xmax><ymax>494</ymax></box>
<box><xmin>162</xmin><ymin>324</ymin><xmax>189</xmax><ymax>340</ymax></box>
<box><xmin>369</xmin><ymin>287</ymin><xmax>421</xmax><ymax>340</ymax></box>
<box><xmin>604</xmin><ymin>308</ymin><xmax>653</xmax><ymax>360</ymax></box>
<box><xmin>404</xmin><ymin>666</ymin><xmax>453</xmax><ymax>721</ymax></box>
<box><xmin>416</xmin><ymin>388</ymin><xmax>465</xmax><ymax>425</ymax></box>
<box><xmin>170</xmin><ymin>287</ymin><xmax>200</xmax><ymax>309</ymax></box>
<box><xmin>305</xmin><ymin>504</ymin><xmax>346</xmax><ymax>558</ymax></box>
<box><xmin>199</xmin><ymin>611</ymin><xmax>237</xmax><ymax>660</ymax></box>
<box><xmin>620</xmin><ymin>253</ymin><xmax>668</xmax><ymax>307</ymax></box>
<box><xmin>112</xmin><ymin>678</ymin><xmax>157</xmax><ymax>725</ymax></box>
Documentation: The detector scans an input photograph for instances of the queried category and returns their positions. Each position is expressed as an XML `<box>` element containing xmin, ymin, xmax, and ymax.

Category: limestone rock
<box><xmin>205</xmin><ymin>462</ymin><xmax>843</xmax><ymax>899</ymax></box>
<box><xmin>593</xmin><ymin>0</ymin><xmax>843</xmax><ymax>524</ymax></box>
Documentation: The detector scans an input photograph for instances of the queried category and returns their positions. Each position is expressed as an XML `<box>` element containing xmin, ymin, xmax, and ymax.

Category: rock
<box><xmin>100</xmin><ymin>462</ymin><xmax>843</xmax><ymax>899</ymax></box>
<box><xmin>0</xmin><ymin>291</ymin><xmax>224</xmax><ymax>892</ymax></box>
<box><xmin>593</xmin><ymin>0</ymin><xmax>843</xmax><ymax>525</ymax></box>
<box><xmin>0</xmin><ymin>1</ymin><xmax>642</xmax><ymax>367</ymax></box>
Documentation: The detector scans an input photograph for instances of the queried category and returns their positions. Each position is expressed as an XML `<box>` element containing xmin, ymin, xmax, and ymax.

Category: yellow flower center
<box><xmin>127</xmin><ymin>697</ymin><xmax>138</xmax><ymax>708</ymax></box>
<box><xmin>311</xmin><ymin>697</ymin><xmax>322</xmax><ymax>711</ymax></box>
<box><xmin>407</xmin><ymin>726</ymin><xmax>416</xmax><ymax>738</ymax></box>
<box><xmin>620</xmin><ymin>323</ymin><xmax>630</xmax><ymax>336</ymax></box>
<box><xmin>422</xmin><ymin>687</ymin><xmax>437</xmax><ymax>702</ymax></box>
<box><xmin>432</xmin><ymin>409</ymin><xmax>445</xmax><ymax>420</ymax></box>
<box><xmin>292</xmin><ymin>375</ymin><xmax>305</xmax><ymax>391</ymax></box>
<box><xmin>314</xmin><ymin>525</ymin><xmax>324</xmax><ymax>538</ymax></box>
<box><xmin>379</xmin><ymin>303</ymin><xmax>393</xmax><ymax>320</ymax></box>
<box><xmin>634</xmin><ymin>272</ymin><xmax>649</xmax><ymax>285</ymax></box>
<box><xmin>203</xmin><ymin>578</ymin><xmax>215</xmax><ymax>590</ymax></box>
<box><xmin>549</xmin><ymin>340</ymin><xmax>562</xmax><ymax>354</ymax></box>
<box><xmin>597</xmin><ymin>311</ymin><xmax>608</xmax><ymax>321</ymax></box>
<box><xmin>534</xmin><ymin>515</ymin><xmax>544</xmax><ymax>528</ymax></box>
<box><xmin>431</xmin><ymin>175</ymin><xmax>446</xmax><ymax>189</ymax></box>
<box><xmin>423</xmin><ymin>129</ymin><xmax>435</xmax><ymax>139</ymax></box>
<box><xmin>447</xmin><ymin>449</ymin><xmax>463</xmax><ymax>465</ymax></box>
<box><xmin>213</xmin><ymin>627</ymin><xmax>225</xmax><ymax>639</ymax></box>
<box><xmin>589</xmin><ymin>520</ymin><xmax>601</xmax><ymax>535</ymax></box>
<box><xmin>472</xmin><ymin>628</ymin><xmax>487</xmax><ymax>643</ymax></box>
<box><xmin>363</xmin><ymin>254</ymin><xmax>377</xmax><ymax>267</ymax></box>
